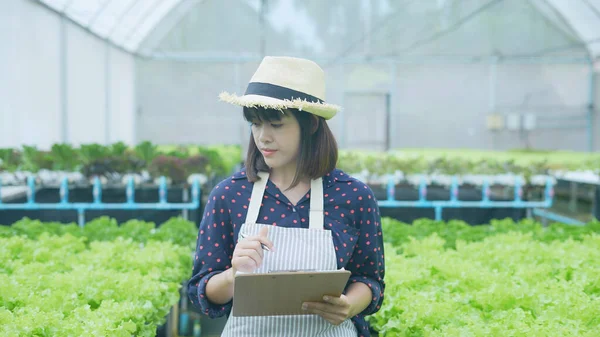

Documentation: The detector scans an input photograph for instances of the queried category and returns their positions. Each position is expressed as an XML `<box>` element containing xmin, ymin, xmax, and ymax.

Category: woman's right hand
<box><xmin>232</xmin><ymin>226</ymin><xmax>274</xmax><ymax>273</ymax></box>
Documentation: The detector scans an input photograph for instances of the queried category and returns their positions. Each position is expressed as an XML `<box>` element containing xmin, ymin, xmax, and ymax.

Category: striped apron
<box><xmin>220</xmin><ymin>172</ymin><xmax>358</xmax><ymax>337</ymax></box>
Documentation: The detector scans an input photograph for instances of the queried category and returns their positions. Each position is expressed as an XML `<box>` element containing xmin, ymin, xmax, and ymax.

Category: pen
<box><xmin>239</xmin><ymin>233</ymin><xmax>271</xmax><ymax>251</ymax></box>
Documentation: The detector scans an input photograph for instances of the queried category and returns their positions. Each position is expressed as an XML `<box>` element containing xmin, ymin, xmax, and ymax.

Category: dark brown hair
<box><xmin>243</xmin><ymin>106</ymin><xmax>338</xmax><ymax>189</ymax></box>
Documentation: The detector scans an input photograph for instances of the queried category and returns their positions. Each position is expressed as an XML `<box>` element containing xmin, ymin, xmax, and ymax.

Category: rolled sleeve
<box><xmin>192</xmin><ymin>270</ymin><xmax>233</xmax><ymax>318</ymax></box>
<box><xmin>346</xmin><ymin>184</ymin><xmax>385</xmax><ymax>316</ymax></box>
<box><xmin>348</xmin><ymin>275</ymin><xmax>384</xmax><ymax>315</ymax></box>
<box><xmin>187</xmin><ymin>183</ymin><xmax>235</xmax><ymax>318</ymax></box>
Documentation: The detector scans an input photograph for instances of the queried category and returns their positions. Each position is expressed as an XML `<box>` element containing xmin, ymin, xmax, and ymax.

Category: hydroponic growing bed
<box><xmin>2</xmin><ymin>216</ymin><xmax>599</xmax><ymax>336</ymax></box>
<box><xmin>369</xmin><ymin>217</ymin><xmax>600</xmax><ymax>336</ymax></box>
<box><xmin>0</xmin><ymin>217</ymin><xmax>198</xmax><ymax>337</ymax></box>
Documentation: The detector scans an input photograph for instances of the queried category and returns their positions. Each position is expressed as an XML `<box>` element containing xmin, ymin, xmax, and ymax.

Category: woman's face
<box><xmin>251</xmin><ymin>112</ymin><xmax>301</xmax><ymax>172</ymax></box>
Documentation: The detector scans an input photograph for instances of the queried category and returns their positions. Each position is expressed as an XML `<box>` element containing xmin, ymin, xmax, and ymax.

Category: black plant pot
<box><xmin>369</xmin><ymin>183</ymin><xmax>526</xmax><ymax>225</ymax></box>
<box><xmin>0</xmin><ymin>185</ymin><xmax>203</xmax><ymax>226</ymax></box>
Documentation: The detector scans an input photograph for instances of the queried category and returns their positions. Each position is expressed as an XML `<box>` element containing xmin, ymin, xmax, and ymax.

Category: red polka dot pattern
<box><xmin>186</xmin><ymin>169</ymin><xmax>385</xmax><ymax>337</ymax></box>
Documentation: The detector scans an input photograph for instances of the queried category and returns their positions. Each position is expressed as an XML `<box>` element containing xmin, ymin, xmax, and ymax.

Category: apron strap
<box><xmin>309</xmin><ymin>178</ymin><xmax>324</xmax><ymax>230</ymax></box>
<box><xmin>245</xmin><ymin>171</ymin><xmax>269</xmax><ymax>224</ymax></box>
<box><xmin>245</xmin><ymin>171</ymin><xmax>324</xmax><ymax>230</ymax></box>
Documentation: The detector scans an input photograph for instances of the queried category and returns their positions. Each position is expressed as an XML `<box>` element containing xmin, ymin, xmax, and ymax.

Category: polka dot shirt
<box><xmin>187</xmin><ymin>168</ymin><xmax>385</xmax><ymax>337</ymax></box>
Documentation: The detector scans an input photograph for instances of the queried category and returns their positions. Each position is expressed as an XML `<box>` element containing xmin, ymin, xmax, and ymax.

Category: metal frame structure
<box><xmin>145</xmin><ymin>52</ymin><xmax>597</xmax><ymax>152</ymax></box>
<box><xmin>33</xmin><ymin>0</ymin><xmax>600</xmax><ymax>60</ymax></box>
<box><xmin>377</xmin><ymin>175</ymin><xmax>558</xmax><ymax>222</ymax></box>
<box><xmin>341</xmin><ymin>90</ymin><xmax>391</xmax><ymax>150</ymax></box>
<box><xmin>29</xmin><ymin>0</ymin><xmax>600</xmax><ymax>152</ymax></box>
<box><xmin>0</xmin><ymin>176</ymin><xmax>201</xmax><ymax>227</ymax></box>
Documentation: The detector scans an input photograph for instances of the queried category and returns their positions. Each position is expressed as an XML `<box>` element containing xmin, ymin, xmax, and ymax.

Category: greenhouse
<box><xmin>1</xmin><ymin>0</ymin><xmax>600</xmax><ymax>336</ymax></box>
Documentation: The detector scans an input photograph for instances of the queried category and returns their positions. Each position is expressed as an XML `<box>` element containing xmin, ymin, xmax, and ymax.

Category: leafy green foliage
<box><xmin>337</xmin><ymin>149</ymin><xmax>600</xmax><ymax>178</ymax></box>
<box><xmin>1</xmin><ymin>216</ymin><xmax>197</xmax><ymax>249</ymax></box>
<box><xmin>209</xmin><ymin>145</ymin><xmax>243</xmax><ymax>175</ymax></box>
<box><xmin>1</xmin><ymin>143</ymin><xmax>242</xmax><ymax>184</ymax></box>
<box><xmin>79</xmin><ymin>143</ymin><xmax>111</xmax><ymax>165</ymax></box>
<box><xmin>382</xmin><ymin>217</ymin><xmax>600</xmax><ymax>250</ymax></box>
<box><xmin>20</xmin><ymin>145</ymin><xmax>53</xmax><ymax>173</ymax></box>
<box><xmin>195</xmin><ymin>147</ymin><xmax>227</xmax><ymax>176</ymax></box>
<box><xmin>0</xmin><ymin>234</ymin><xmax>190</xmax><ymax>336</ymax></box>
<box><xmin>148</xmin><ymin>155</ymin><xmax>188</xmax><ymax>183</ymax></box>
<box><xmin>0</xmin><ymin>216</ymin><xmax>197</xmax><ymax>336</ymax></box>
<box><xmin>134</xmin><ymin>141</ymin><xmax>159</xmax><ymax>165</ymax></box>
<box><xmin>0</xmin><ymin>148</ymin><xmax>21</xmax><ymax>171</ymax></box>
<box><xmin>163</xmin><ymin>146</ymin><xmax>190</xmax><ymax>159</ymax></box>
<box><xmin>49</xmin><ymin>143</ymin><xmax>79</xmax><ymax>171</ymax></box>
<box><xmin>110</xmin><ymin>142</ymin><xmax>129</xmax><ymax>158</ymax></box>
<box><xmin>150</xmin><ymin>217</ymin><xmax>199</xmax><ymax>250</ymax></box>
<box><xmin>370</xmin><ymin>232</ymin><xmax>600</xmax><ymax>336</ymax></box>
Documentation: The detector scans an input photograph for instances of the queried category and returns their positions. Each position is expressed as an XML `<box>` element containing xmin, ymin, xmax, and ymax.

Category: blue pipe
<box><xmin>27</xmin><ymin>176</ymin><xmax>36</xmax><ymax>204</ymax></box>
<box><xmin>514</xmin><ymin>176</ymin><xmax>522</xmax><ymax>204</ymax></box>
<box><xmin>60</xmin><ymin>177</ymin><xmax>69</xmax><ymax>204</ymax></box>
<box><xmin>159</xmin><ymin>176</ymin><xmax>167</xmax><ymax>203</ymax></box>
<box><xmin>535</xmin><ymin>124</ymin><xmax>586</xmax><ymax>130</ymax></box>
<box><xmin>588</xmin><ymin>59</ymin><xmax>596</xmax><ymax>152</ymax></box>
<box><xmin>434</xmin><ymin>207</ymin><xmax>443</xmax><ymax>221</ymax></box>
<box><xmin>0</xmin><ymin>203</ymin><xmax>200</xmax><ymax>210</ymax></box>
<box><xmin>126</xmin><ymin>176</ymin><xmax>135</xmax><ymax>204</ymax></box>
<box><xmin>0</xmin><ymin>175</ymin><xmax>201</xmax><ymax>227</ymax></box>
<box><xmin>93</xmin><ymin>177</ymin><xmax>102</xmax><ymax>203</ymax></box>
<box><xmin>482</xmin><ymin>179</ymin><xmax>490</xmax><ymax>203</ymax></box>
<box><xmin>378</xmin><ymin>200</ymin><xmax>553</xmax><ymax>208</ymax></box>
<box><xmin>418</xmin><ymin>177</ymin><xmax>427</xmax><ymax>203</ymax></box>
<box><xmin>532</xmin><ymin>209</ymin><xmax>586</xmax><ymax>226</ymax></box>
<box><xmin>147</xmin><ymin>53</ymin><xmax>591</xmax><ymax>65</ymax></box>
<box><xmin>378</xmin><ymin>176</ymin><xmax>555</xmax><ymax>219</ymax></box>
<box><xmin>450</xmin><ymin>177</ymin><xmax>458</xmax><ymax>203</ymax></box>
<box><xmin>386</xmin><ymin>176</ymin><xmax>395</xmax><ymax>201</ymax></box>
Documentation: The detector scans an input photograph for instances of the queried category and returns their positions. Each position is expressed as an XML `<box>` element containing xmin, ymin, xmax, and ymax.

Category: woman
<box><xmin>187</xmin><ymin>56</ymin><xmax>385</xmax><ymax>337</ymax></box>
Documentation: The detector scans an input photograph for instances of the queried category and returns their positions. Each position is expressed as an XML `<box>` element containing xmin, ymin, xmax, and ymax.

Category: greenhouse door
<box><xmin>342</xmin><ymin>92</ymin><xmax>390</xmax><ymax>150</ymax></box>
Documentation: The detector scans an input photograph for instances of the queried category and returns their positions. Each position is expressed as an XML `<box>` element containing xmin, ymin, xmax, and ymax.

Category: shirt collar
<box><xmin>231</xmin><ymin>169</ymin><xmax>248</xmax><ymax>180</ymax></box>
<box><xmin>230</xmin><ymin>168</ymin><xmax>353</xmax><ymax>187</ymax></box>
<box><xmin>325</xmin><ymin>168</ymin><xmax>353</xmax><ymax>188</ymax></box>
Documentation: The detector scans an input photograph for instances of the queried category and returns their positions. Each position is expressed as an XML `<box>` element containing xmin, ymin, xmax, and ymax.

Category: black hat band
<box><xmin>245</xmin><ymin>82</ymin><xmax>324</xmax><ymax>104</ymax></box>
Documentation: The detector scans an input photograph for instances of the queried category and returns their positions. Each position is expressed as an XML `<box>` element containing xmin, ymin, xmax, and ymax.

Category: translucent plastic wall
<box><xmin>0</xmin><ymin>0</ymin><xmax>136</xmax><ymax>149</ymax></box>
<box><xmin>5</xmin><ymin>0</ymin><xmax>596</xmax><ymax>151</ymax></box>
<box><xmin>136</xmin><ymin>0</ymin><xmax>598</xmax><ymax>151</ymax></box>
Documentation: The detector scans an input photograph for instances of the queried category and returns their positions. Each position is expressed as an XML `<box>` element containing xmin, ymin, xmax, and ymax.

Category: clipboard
<box><xmin>231</xmin><ymin>269</ymin><xmax>351</xmax><ymax>317</ymax></box>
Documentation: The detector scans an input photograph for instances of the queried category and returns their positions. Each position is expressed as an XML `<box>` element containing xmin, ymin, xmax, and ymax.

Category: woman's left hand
<box><xmin>301</xmin><ymin>295</ymin><xmax>353</xmax><ymax>325</ymax></box>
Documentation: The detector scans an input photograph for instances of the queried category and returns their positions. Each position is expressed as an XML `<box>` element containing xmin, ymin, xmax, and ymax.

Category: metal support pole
<box><xmin>489</xmin><ymin>55</ymin><xmax>498</xmax><ymax>149</ymax></box>
<box><xmin>182</xmin><ymin>187</ymin><xmax>189</xmax><ymax>220</ymax></box>
<box><xmin>541</xmin><ymin>212</ymin><xmax>548</xmax><ymax>227</ymax></box>
<box><xmin>389</xmin><ymin>61</ymin><xmax>397</xmax><ymax>150</ymax></box>
<box><xmin>526</xmin><ymin>208</ymin><xmax>532</xmax><ymax>218</ymax></box>
<box><xmin>168</xmin><ymin>303</ymin><xmax>179</xmax><ymax>337</ymax></box>
<box><xmin>385</xmin><ymin>93</ymin><xmax>391</xmax><ymax>151</ymax></box>
<box><xmin>60</xmin><ymin>15</ymin><xmax>69</xmax><ymax>143</ymax></box>
<box><xmin>569</xmin><ymin>181</ymin><xmax>578</xmax><ymax>213</ymax></box>
<box><xmin>435</xmin><ymin>207</ymin><xmax>443</xmax><ymax>221</ymax></box>
<box><xmin>259</xmin><ymin>0</ymin><xmax>267</xmax><ymax>57</ymax></box>
<box><xmin>340</xmin><ymin>63</ymin><xmax>346</xmax><ymax>148</ymax></box>
<box><xmin>78</xmin><ymin>209</ymin><xmax>85</xmax><ymax>227</ymax></box>
<box><xmin>588</xmin><ymin>60</ymin><xmax>596</xmax><ymax>152</ymax></box>
<box><xmin>105</xmin><ymin>42</ymin><xmax>111</xmax><ymax>144</ymax></box>
<box><xmin>234</xmin><ymin>62</ymin><xmax>245</xmax><ymax>152</ymax></box>
<box><xmin>234</xmin><ymin>61</ymin><xmax>241</xmax><ymax>96</ymax></box>
<box><xmin>489</xmin><ymin>56</ymin><xmax>498</xmax><ymax>111</ymax></box>
<box><xmin>363</xmin><ymin>0</ymin><xmax>371</xmax><ymax>56</ymax></box>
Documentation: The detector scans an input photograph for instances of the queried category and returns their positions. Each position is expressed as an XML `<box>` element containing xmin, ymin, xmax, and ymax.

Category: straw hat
<box><xmin>219</xmin><ymin>56</ymin><xmax>341</xmax><ymax>120</ymax></box>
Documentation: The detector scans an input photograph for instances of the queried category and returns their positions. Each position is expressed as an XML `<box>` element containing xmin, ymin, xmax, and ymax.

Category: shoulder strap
<box><xmin>309</xmin><ymin>177</ymin><xmax>324</xmax><ymax>230</ymax></box>
<box><xmin>245</xmin><ymin>171</ymin><xmax>269</xmax><ymax>224</ymax></box>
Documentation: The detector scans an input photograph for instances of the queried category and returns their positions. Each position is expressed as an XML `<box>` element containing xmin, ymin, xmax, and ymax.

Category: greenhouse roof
<box><xmin>544</xmin><ymin>0</ymin><xmax>600</xmax><ymax>59</ymax></box>
<box><xmin>36</xmin><ymin>0</ymin><xmax>193</xmax><ymax>53</ymax></box>
<box><xmin>36</xmin><ymin>0</ymin><xmax>600</xmax><ymax>60</ymax></box>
